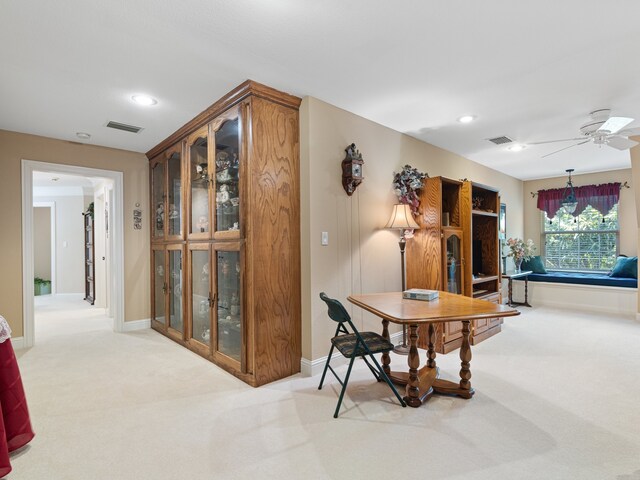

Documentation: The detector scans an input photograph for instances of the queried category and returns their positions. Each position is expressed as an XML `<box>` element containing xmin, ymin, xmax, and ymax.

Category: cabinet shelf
<box><xmin>472</xmin><ymin>275</ymin><xmax>499</xmax><ymax>284</ymax></box>
<box><xmin>472</xmin><ymin>210</ymin><xmax>498</xmax><ymax>217</ymax></box>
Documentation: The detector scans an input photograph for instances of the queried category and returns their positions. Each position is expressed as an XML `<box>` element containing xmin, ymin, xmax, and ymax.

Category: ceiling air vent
<box><xmin>105</xmin><ymin>121</ymin><xmax>143</xmax><ymax>134</ymax></box>
<box><xmin>487</xmin><ymin>135</ymin><xmax>513</xmax><ymax>145</ymax></box>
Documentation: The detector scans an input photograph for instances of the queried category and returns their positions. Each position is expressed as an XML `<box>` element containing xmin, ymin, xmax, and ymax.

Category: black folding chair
<box><xmin>318</xmin><ymin>292</ymin><xmax>406</xmax><ymax>418</ymax></box>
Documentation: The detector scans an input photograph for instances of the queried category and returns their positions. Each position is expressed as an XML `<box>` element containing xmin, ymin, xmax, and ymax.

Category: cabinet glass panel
<box><xmin>190</xmin><ymin>133</ymin><xmax>210</xmax><ymax>235</ymax></box>
<box><xmin>169</xmin><ymin>250</ymin><xmax>183</xmax><ymax>332</ymax></box>
<box><xmin>215</xmin><ymin>118</ymin><xmax>240</xmax><ymax>233</ymax></box>
<box><xmin>191</xmin><ymin>250</ymin><xmax>211</xmax><ymax>346</ymax></box>
<box><xmin>152</xmin><ymin>161</ymin><xmax>165</xmax><ymax>239</ymax></box>
<box><xmin>446</xmin><ymin>233</ymin><xmax>462</xmax><ymax>294</ymax></box>
<box><xmin>153</xmin><ymin>250</ymin><xmax>166</xmax><ymax>324</ymax></box>
<box><xmin>216</xmin><ymin>250</ymin><xmax>241</xmax><ymax>361</ymax></box>
<box><xmin>167</xmin><ymin>151</ymin><xmax>182</xmax><ymax>237</ymax></box>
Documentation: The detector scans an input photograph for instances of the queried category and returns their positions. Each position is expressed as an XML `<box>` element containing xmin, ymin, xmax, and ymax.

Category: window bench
<box><xmin>512</xmin><ymin>272</ymin><xmax>637</xmax><ymax>315</ymax></box>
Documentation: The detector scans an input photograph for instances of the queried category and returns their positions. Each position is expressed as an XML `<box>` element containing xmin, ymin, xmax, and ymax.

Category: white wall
<box><xmin>33</xmin><ymin>206</ymin><xmax>51</xmax><ymax>280</ymax></box>
<box><xmin>34</xmin><ymin>194</ymin><xmax>86</xmax><ymax>294</ymax></box>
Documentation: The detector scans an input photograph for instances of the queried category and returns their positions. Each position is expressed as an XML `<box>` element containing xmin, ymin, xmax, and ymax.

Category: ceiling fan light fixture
<box><xmin>562</xmin><ymin>168</ymin><xmax>578</xmax><ymax>214</ymax></box>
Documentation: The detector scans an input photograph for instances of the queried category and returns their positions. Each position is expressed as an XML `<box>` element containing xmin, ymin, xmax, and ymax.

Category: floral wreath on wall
<box><xmin>392</xmin><ymin>165</ymin><xmax>428</xmax><ymax>216</ymax></box>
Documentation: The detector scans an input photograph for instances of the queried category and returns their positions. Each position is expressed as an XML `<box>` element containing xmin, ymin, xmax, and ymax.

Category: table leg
<box><xmin>427</xmin><ymin>323</ymin><xmax>436</xmax><ymax>369</ymax></box>
<box><xmin>381</xmin><ymin>319</ymin><xmax>391</xmax><ymax>375</ymax></box>
<box><xmin>523</xmin><ymin>277</ymin><xmax>531</xmax><ymax>307</ymax></box>
<box><xmin>459</xmin><ymin>320</ymin><xmax>472</xmax><ymax>393</ymax></box>
<box><xmin>404</xmin><ymin>324</ymin><xmax>422</xmax><ymax>407</ymax></box>
<box><xmin>508</xmin><ymin>278</ymin><xmax>514</xmax><ymax>306</ymax></box>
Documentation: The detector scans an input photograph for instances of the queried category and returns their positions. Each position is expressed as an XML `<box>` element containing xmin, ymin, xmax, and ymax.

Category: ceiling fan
<box><xmin>529</xmin><ymin>109</ymin><xmax>640</xmax><ymax>158</ymax></box>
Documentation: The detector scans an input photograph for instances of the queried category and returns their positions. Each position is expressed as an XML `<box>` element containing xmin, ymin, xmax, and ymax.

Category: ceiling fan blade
<box><xmin>598</xmin><ymin>116</ymin><xmax>633</xmax><ymax>134</ymax></box>
<box><xmin>616</xmin><ymin>126</ymin><xmax>640</xmax><ymax>137</ymax></box>
<box><xmin>528</xmin><ymin>137</ymin><xmax>586</xmax><ymax>145</ymax></box>
<box><xmin>607</xmin><ymin>136</ymin><xmax>639</xmax><ymax>150</ymax></box>
<box><xmin>541</xmin><ymin>140</ymin><xmax>590</xmax><ymax>158</ymax></box>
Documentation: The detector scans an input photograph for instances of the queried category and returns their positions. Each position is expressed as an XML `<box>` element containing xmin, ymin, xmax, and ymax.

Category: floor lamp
<box><xmin>385</xmin><ymin>204</ymin><xmax>420</xmax><ymax>355</ymax></box>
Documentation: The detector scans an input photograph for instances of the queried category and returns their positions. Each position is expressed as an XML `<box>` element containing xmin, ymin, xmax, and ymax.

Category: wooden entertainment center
<box><xmin>406</xmin><ymin>177</ymin><xmax>502</xmax><ymax>353</ymax></box>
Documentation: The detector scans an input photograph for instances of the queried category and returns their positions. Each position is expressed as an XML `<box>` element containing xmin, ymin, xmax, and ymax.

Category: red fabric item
<box><xmin>0</xmin><ymin>339</ymin><xmax>35</xmax><ymax>478</ymax></box>
<box><xmin>537</xmin><ymin>182</ymin><xmax>621</xmax><ymax>218</ymax></box>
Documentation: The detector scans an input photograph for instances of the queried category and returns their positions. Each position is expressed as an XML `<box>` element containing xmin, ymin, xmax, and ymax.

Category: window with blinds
<box><xmin>542</xmin><ymin>204</ymin><xmax>619</xmax><ymax>272</ymax></box>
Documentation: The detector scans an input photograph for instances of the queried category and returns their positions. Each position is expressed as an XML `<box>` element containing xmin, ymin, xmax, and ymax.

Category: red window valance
<box><xmin>537</xmin><ymin>182</ymin><xmax>621</xmax><ymax>218</ymax></box>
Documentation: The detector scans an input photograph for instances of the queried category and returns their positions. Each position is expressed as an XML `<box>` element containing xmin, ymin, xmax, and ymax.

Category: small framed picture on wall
<box><xmin>499</xmin><ymin>203</ymin><xmax>506</xmax><ymax>240</ymax></box>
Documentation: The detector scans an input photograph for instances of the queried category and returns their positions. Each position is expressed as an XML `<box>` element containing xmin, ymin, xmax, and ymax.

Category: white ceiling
<box><xmin>2</xmin><ymin>0</ymin><xmax>640</xmax><ymax>180</ymax></box>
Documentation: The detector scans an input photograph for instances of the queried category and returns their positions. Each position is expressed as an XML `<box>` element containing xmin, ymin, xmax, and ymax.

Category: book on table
<box><xmin>402</xmin><ymin>288</ymin><xmax>439</xmax><ymax>301</ymax></box>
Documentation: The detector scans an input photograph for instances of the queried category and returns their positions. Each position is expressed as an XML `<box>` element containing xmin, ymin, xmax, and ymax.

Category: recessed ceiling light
<box><xmin>131</xmin><ymin>94</ymin><xmax>158</xmax><ymax>106</ymax></box>
<box><xmin>76</xmin><ymin>132</ymin><xmax>91</xmax><ymax>140</ymax></box>
<box><xmin>508</xmin><ymin>144</ymin><xmax>525</xmax><ymax>152</ymax></box>
<box><xmin>457</xmin><ymin>115</ymin><xmax>476</xmax><ymax>124</ymax></box>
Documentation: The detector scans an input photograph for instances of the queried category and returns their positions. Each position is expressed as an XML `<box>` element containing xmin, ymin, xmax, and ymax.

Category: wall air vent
<box><xmin>487</xmin><ymin>135</ymin><xmax>513</xmax><ymax>145</ymax></box>
<box><xmin>105</xmin><ymin>121</ymin><xmax>143</xmax><ymax>134</ymax></box>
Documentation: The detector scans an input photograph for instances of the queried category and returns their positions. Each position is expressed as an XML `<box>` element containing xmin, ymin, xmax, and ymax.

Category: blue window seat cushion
<box><xmin>520</xmin><ymin>271</ymin><xmax>637</xmax><ymax>288</ymax></box>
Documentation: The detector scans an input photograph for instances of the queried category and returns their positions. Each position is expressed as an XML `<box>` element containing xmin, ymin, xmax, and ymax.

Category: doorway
<box><xmin>21</xmin><ymin>160</ymin><xmax>125</xmax><ymax>348</ymax></box>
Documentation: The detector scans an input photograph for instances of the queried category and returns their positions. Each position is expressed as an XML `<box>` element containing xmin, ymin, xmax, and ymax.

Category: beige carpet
<box><xmin>8</xmin><ymin>295</ymin><xmax>640</xmax><ymax>480</ymax></box>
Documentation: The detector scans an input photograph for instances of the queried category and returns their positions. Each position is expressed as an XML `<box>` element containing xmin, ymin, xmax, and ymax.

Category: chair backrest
<box><xmin>319</xmin><ymin>292</ymin><xmax>351</xmax><ymax>324</ymax></box>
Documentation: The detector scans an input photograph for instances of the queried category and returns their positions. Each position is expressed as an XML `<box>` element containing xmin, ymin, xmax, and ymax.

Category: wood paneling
<box><xmin>247</xmin><ymin>97</ymin><xmax>301</xmax><ymax>385</ymax></box>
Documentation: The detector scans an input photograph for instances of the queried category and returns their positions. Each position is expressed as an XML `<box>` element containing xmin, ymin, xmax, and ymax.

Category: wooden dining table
<box><xmin>348</xmin><ymin>292</ymin><xmax>520</xmax><ymax>407</ymax></box>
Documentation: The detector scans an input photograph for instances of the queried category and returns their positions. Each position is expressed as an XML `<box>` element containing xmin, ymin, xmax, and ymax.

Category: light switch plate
<box><xmin>321</xmin><ymin>231</ymin><xmax>329</xmax><ymax>246</ymax></box>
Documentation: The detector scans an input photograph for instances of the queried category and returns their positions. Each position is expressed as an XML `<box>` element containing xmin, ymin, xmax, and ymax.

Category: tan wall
<box><xmin>0</xmin><ymin>129</ymin><xmax>150</xmax><ymax>335</ymax></box>
<box><xmin>523</xmin><ymin>169</ymin><xmax>637</xmax><ymax>258</ymax></box>
<box><xmin>300</xmin><ymin>97</ymin><xmax>524</xmax><ymax>361</ymax></box>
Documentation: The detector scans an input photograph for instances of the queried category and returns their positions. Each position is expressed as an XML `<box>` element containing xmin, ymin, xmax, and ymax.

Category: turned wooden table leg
<box><xmin>524</xmin><ymin>277</ymin><xmax>531</xmax><ymax>307</ymax></box>
<box><xmin>381</xmin><ymin>319</ymin><xmax>391</xmax><ymax>375</ymax></box>
<box><xmin>404</xmin><ymin>324</ymin><xmax>422</xmax><ymax>407</ymax></box>
<box><xmin>459</xmin><ymin>320</ymin><xmax>473</xmax><ymax>394</ymax></box>
<box><xmin>427</xmin><ymin>323</ymin><xmax>436</xmax><ymax>369</ymax></box>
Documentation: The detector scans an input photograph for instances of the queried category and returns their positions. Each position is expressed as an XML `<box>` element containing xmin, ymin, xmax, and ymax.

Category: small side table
<box><xmin>501</xmin><ymin>270</ymin><xmax>533</xmax><ymax>307</ymax></box>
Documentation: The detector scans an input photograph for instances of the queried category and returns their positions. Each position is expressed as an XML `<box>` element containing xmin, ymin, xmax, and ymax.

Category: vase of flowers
<box><xmin>506</xmin><ymin>238</ymin><xmax>536</xmax><ymax>272</ymax></box>
<box><xmin>392</xmin><ymin>164</ymin><xmax>428</xmax><ymax>216</ymax></box>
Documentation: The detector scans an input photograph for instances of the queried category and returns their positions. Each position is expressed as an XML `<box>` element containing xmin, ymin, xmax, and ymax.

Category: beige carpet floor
<box><xmin>8</xmin><ymin>295</ymin><xmax>640</xmax><ymax>479</ymax></box>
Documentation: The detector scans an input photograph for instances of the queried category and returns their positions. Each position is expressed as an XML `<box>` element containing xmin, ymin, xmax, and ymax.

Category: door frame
<box><xmin>21</xmin><ymin>160</ymin><xmax>125</xmax><ymax>347</ymax></box>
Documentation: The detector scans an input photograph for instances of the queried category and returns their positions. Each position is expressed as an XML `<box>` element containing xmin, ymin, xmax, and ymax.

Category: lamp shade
<box><xmin>385</xmin><ymin>204</ymin><xmax>420</xmax><ymax>230</ymax></box>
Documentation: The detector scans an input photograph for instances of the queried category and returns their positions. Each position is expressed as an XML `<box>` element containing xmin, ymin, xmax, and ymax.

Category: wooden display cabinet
<box><xmin>147</xmin><ymin>81</ymin><xmax>301</xmax><ymax>387</ymax></box>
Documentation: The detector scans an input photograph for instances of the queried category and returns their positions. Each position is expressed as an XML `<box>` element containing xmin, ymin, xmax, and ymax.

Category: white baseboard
<box><xmin>513</xmin><ymin>281</ymin><xmax>637</xmax><ymax>315</ymax></box>
<box><xmin>10</xmin><ymin>337</ymin><xmax>25</xmax><ymax>350</ymax></box>
<box><xmin>301</xmin><ymin>330</ymin><xmax>403</xmax><ymax>377</ymax></box>
<box><xmin>122</xmin><ymin>318</ymin><xmax>150</xmax><ymax>332</ymax></box>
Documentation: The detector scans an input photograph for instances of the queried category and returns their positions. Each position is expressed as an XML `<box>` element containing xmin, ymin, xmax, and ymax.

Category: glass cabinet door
<box><xmin>152</xmin><ymin>248</ymin><xmax>166</xmax><ymax>327</ymax></box>
<box><xmin>190</xmin><ymin>247</ymin><xmax>211</xmax><ymax>347</ymax></box>
<box><xmin>444</xmin><ymin>229</ymin><xmax>463</xmax><ymax>295</ymax></box>
<box><xmin>168</xmin><ymin>247</ymin><xmax>184</xmax><ymax>335</ymax></box>
<box><xmin>214</xmin><ymin>247</ymin><xmax>242</xmax><ymax>363</ymax></box>
<box><xmin>167</xmin><ymin>149</ymin><xmax>183</xmax><ymax>238</ymax></box>
<box><xmin>213</xmin><ymin>110</ymin><xmax>240</xmax><ymax>237</ymax></box>
<box><xmin>188</xmin><ymin>127</ymin><xmax>211</xmax><ymax>238</ymax></box>
<box><xmin>151</xmin><ymin>159</ymin><xmax>165</xmax><ymax>240</ymax></box>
